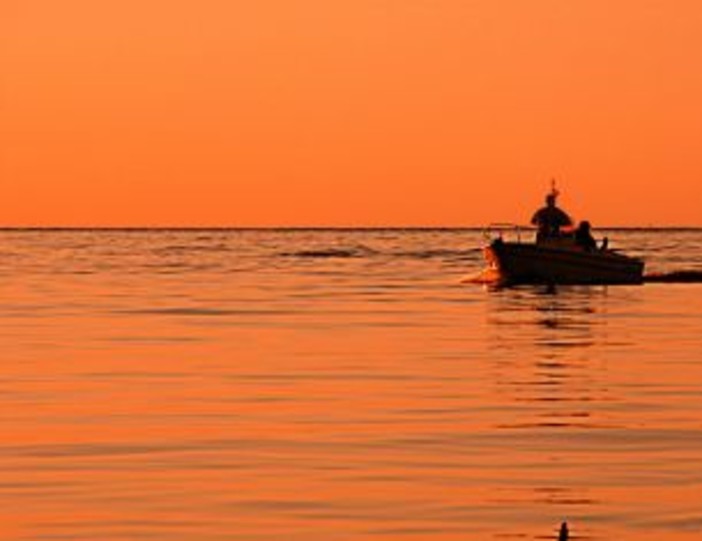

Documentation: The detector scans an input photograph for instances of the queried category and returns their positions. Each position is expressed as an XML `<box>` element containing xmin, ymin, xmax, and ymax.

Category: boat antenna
<box><xmin>550</xmin><ymin>178</ymin><xmax>560</xmax><ymax>199</ymax></box>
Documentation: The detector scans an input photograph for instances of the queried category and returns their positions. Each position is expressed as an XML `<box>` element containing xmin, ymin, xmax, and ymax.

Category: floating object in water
<box><xmin>558</xmin><ymin>521</ymin><xmax>569</xmax><ymax>541</ymax></box>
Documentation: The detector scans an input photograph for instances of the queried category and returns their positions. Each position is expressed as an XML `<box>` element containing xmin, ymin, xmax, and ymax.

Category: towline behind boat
<box><xmin>482</xmin><ymin>228</ymin><xmax>645</xmax><ymax>286</ymax></box>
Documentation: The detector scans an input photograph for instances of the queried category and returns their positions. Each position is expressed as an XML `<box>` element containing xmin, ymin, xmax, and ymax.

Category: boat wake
<box><xmin>460</xmin><ymin>267</ymin><xmax>502</xmax><ymax>284</ymax></box>
<box><xmin>462</xmin><ymin>268</ymin><xmax>702</xmax><ymax>286</ymax></box>
<box><xmin>279</xmin><ymin>245</ymin><xmax>377</xmax><ymax>258</ymax></box>
<box><xmin>281</xmin><ymin>246</ymin><xmax>480</xmax><ymax>260</ymax></box>
<box><xmin>643</xmin><ymin>270</ymin><xmax>702</xmax><ymax>283</ymax></box>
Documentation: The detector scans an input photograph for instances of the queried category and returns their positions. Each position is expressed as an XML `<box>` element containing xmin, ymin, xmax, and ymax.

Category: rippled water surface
<box><xmin>1</xmin><ymin>229</ymin><xmax>702</xmax><ymax>540</ymax></box>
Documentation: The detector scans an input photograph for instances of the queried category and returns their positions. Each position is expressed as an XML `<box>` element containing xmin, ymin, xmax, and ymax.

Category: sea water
<box><xmin>1</xmin><ymin>228</ymin><xmax>702</xmax><ymax>540</ymax></box>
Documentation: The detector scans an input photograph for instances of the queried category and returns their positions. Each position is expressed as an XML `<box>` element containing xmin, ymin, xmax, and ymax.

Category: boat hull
<box><xmin>485</xmin><ymin>239</ymin><xmax>645</xmax><ymax>285</ymax></box>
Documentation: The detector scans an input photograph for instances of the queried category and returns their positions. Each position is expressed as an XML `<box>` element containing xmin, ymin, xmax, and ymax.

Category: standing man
<box><xmin>531</xmin><ymin>182</ymin><xmax>573</xmax><ymax>241</ymax></box>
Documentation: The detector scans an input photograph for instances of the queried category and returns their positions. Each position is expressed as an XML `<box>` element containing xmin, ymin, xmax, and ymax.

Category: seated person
<box><xmin>531</xmin><ymin>192</ymin><xmax>573</xmax><ymax>241</ymax></box>
<box><xmin>575</xmin><ymin>220</ymin><xmax>598</xmax><ymax>251</ymax></box>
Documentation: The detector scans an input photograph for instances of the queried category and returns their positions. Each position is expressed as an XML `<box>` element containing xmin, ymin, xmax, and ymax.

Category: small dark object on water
<box><xmin>559</xmin><ymin>521</ymin><xmax>569</xmax><ymax>541</ymax></box>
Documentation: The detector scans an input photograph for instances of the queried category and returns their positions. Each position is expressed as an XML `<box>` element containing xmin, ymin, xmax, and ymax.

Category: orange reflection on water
<box><xmin>1</xmin><ymin>230</ymin><xmax>702</xmax><ymax>540</ymax></box>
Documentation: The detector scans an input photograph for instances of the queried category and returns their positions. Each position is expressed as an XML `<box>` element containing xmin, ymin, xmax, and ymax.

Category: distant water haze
<box><xmin>1</xmin><ymin>229</ymin><xmax>702</xmax><ymax>540</ymax></box>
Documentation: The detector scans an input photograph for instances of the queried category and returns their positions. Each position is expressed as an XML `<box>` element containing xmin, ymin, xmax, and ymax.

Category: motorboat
<box><xmin>482</xmin><ymin>229</ymin><xmax>645</xmax><ymax>285</ymax></box>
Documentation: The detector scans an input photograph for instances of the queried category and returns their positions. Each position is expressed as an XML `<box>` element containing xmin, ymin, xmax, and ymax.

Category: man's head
<box><xmin>546</xmin><ymin>194</ymin><xmax>556</xmax><ymax>207</ymax></box>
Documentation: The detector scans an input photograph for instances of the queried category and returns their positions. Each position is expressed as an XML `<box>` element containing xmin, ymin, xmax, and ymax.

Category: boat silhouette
<box><xmin>483</xmin><ymin>231</ymin><xmax>645</xmax><ymax>285</ymax></box>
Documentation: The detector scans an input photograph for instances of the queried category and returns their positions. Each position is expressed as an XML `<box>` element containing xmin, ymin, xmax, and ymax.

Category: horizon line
<box><xmin>1</xmin><ymin>225</ymin><xmax>701</xmax><ymax>232</ymax></box>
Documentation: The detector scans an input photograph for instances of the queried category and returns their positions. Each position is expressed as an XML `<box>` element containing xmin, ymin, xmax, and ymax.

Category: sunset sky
<box><xmin>2</xmin><ymin>1</ymin><xmax>701</xmax><ymax>226</ymax></box>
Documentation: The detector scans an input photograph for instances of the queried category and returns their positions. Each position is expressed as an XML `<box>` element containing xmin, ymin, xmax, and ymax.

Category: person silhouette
<box><xmin>575</xmin><ymin>220</ymin><xmax>597</xmax><ymax>251</ymax></box>
<box><xmin>531</xmin><ymin>187</ymin><xmax>573</xmax><ymax>241</ymax></box>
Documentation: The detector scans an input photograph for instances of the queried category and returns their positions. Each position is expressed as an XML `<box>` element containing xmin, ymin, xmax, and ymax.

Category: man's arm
<box><xmin>558</xmin><ymin>209</ymin><xmax>573</xmax><ymax>226</ymax></box>
<box><xmin>531</xmin><ymin>209</ymin><xmax>543</xmax><ymax>225</ymax></box>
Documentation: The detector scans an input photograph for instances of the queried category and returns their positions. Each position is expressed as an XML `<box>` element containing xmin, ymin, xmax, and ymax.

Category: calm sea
<box><xmin>1</xmin><ymin>228</ymin><xmax>702</xmax><ymax>541</ymax></box>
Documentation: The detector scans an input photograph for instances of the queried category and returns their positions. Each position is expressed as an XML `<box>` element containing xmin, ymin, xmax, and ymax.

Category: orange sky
<box><xmin>2</xmin><ymin>0</ymin><xmax>701</xmax><ymax>226</ymax></box>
